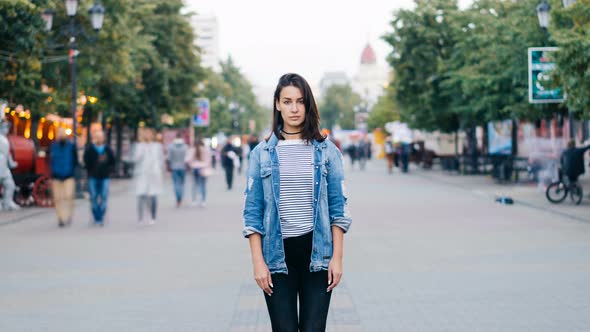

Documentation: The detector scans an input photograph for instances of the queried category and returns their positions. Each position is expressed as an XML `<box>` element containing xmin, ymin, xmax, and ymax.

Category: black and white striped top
<box><xmin>276</xmin><ymin>139</ymin><xmax>314</xmax><ymax>238</ymax></box>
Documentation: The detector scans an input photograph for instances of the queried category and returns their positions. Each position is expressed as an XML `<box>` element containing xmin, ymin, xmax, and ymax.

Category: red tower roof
<box><xmin>360</xmin><ymin>43</ymin><xmax>377</xmax><ymax>65</ymax></box>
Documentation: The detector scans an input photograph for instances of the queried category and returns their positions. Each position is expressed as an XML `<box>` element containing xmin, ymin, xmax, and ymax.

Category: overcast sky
<box><xmin>185</xmin><ymin>0</ymin><xmax>470</xmax><ymax>104</ymax></box>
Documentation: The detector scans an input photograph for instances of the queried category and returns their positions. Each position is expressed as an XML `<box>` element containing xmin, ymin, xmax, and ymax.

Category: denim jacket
<box><xmin>242</xmin><ymin>133</ymin><xmax>352</xmax><ymax>274</ymax></box>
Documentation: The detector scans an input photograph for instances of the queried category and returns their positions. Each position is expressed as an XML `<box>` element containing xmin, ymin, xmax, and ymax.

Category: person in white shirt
<box><xmin>133</xmin><ymin>128</ymin><xmax>164</xmax><ymax>224</ymax></box>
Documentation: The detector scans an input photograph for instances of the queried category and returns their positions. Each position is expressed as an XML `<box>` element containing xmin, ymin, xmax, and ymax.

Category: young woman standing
<box><xmin>243</xmin><ymin>73</ymin><xmax>352</xmax><ymax>331</ymax></box>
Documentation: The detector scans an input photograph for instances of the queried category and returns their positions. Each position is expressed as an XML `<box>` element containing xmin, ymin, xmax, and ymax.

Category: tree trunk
<box><xmin>466</xmin><ymin>126</ymin><xmax>479</xmax><ymax>174</ymax></box>
<box><xmin>115</xmin><ymin>111</ymin><xmax>123</xmax><ymax>177</ymax></box>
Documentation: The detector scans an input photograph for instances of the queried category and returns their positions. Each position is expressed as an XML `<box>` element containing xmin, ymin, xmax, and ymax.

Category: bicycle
<box><xmin>545</xmin><ymin>169</ymin><xmax>584</xmax><ymax>205</ymax></box>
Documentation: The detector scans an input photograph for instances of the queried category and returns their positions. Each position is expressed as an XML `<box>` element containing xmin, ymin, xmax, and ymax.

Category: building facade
<box><xmin>319</xmin><ymin>71</ymin><xmax>350</xmax><ymax>99</ymax></box>
<box><xmin>352</xmin><ymin>43</ymin><xmax>389</xmax><ymax>108</ymax></box>
<box><xmin>191</xmin><ymin>15</ymin><xmax>220</xmax><ymax>72</ymax></box>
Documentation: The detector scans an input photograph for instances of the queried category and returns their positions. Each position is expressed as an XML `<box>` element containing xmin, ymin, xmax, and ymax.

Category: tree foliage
<box><xmin>550</xmin><ymin>0</ymin><xmax>590</xmax><ymax>118</ymax></box>
<box><xmin>0</xmin><ymin>0</ymin><xmax>48</xmax><ymax>109</ymax></box>
<box><xmin>194</xmin><ymin>58</ymin><xmax>268</xmax><ymax>137</ymax></box>
<box><xmin>382</xmin><ymin>0</ymin><xmax>585</xmax><ymax>133</ymax></box>
<box><xmin>383</xmin><ymin>0</ymin><xmax>459</xmax><ymax>133</ymax></box>
<box><xmin>0</xmin><ymin>0</ymin><xmax>265</xmax><ymax>137</ymax></box>
<box><xmin>320</xmin><ymin>83</ymin><xmax>360</xmax><ymax>131</ymax></box>
<box><xmin>367</xmin><ymin>86</ymin><xmax>400</xmax><ymax>131</ymax></box>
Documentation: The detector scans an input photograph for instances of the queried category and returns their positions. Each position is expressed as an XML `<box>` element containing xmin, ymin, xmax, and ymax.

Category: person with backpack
<box><xmin>49</xmin><ymin>127</ymin><xmax>78</xmax><ymax>227</ymax></box>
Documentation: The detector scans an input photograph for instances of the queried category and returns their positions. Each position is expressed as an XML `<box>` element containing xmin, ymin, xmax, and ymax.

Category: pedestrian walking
<box><xmin>384</xmin><ymin>138</ymin><xmax>395</xmax><ymax>174</ymax></box>
<box><xmin>400</xmin><ymin>142</ymin><xmax>411</xmax><ymax>173</ymax></box>
<box><xmin>236</xmin><ymin>142</ymin><xmax>245</xmax><ymax>175</ymax></box>
<box><xmin>346</xmin><ymin>142</ymin><xmax>358</xmax><ymax>169</ymax></box>
<box><xmin>357</xmin><ymin>138</ymin><xmax>370</xmax><ymax>171</ymax></box>
<box><xmin>185</xmin><ymin>138</ymin><xmax>212</xmax><ymax>207</ymax></box>
<box><xmin>133</xmin><ymin>128</ymin><xmax>164</xmax><ymax>225</ymax></box>
<box><xmin>221</xmin><ymin>139</ymin><xmax>238</xmax><ymax>190</ymax></box>
<box><xmin>83</xmin><ymin>131</ymin><xmax>116</xmax><ymax>226</ymax></box>
<box><xmin>0</xmin><ymin>117</ymin><xmax>19</xmax><ymax>211</ymax></box>
<box><xmin>49</xmin><ymin>127</ymin><xmax>78</xmax><ymax>227</ymax></box>
<box><xmin>167</xmin><ymin>133</ymin><xmax>188</xmax><ymax>207</ymax></box>
<box><xmin>243</xmin><ymin>73</ymin><xmax>352</xmax><ymax>331</ymax></box>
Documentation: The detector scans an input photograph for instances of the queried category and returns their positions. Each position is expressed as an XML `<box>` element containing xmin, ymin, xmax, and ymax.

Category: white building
<box><xmin>319</xmin><ymin>71</ymin><xmax>350</xmax><ymax>99</ymax></box>
<box><xmin>191</xmin><ymin>15</ymin><xmax>220</xmax><ymax>72</ymax></box>
<box><xmin>352</xmin><ymin>43</ymin><xmax>390</xmax><ymax>108</ymax></box>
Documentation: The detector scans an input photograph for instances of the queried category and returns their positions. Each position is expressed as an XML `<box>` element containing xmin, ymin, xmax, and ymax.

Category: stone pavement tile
<box><xmin>413</xmin><ymin>167</ymin><xmax>590</xmax><ymax>223</ymax></box>
<box><xmin>0</xmin><ymin>178</ymin><xmax>132</xmax><ymax>226</ymax></box>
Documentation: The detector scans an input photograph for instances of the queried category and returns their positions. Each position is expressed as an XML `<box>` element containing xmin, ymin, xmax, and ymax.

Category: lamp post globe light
<box><xmin>88</xmin><ymin>2</ymin><xmax>105</xmax><ymax>31</ymax></box>
<box><xmin>41</xmin><ymin>9</ymin><xmax>55</xmax><ymax>32</ymax></box>
<box><xmin>535</xmin><ymin>0</ymin><xmax>576</xmax><ymax>139</ymax></box>
<box><xmin>41</xmin><ymin>0</ymin><xmax>106</xmax><ymax>198</ymax></box>
<box><xmin>536</xmin><ymin>0</ymin><xmax>551</xmax><ymax>29</ymax></box>
<box><xmin>65</xmin><ymin>0</ymin><xmax>79</xmax><ymax>17</ymax></box>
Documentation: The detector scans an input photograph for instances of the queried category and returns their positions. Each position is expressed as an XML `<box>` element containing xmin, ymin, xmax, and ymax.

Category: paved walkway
<box><xmin>1</xmin><ymin>161</ymin><xmax>590</xmax><ymax>331</ymax></box>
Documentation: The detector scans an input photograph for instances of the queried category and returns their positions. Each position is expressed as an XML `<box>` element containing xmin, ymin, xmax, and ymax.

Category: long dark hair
<box><xmin>270</xmin><ymin>73</ymin><xmax>325</xmax><ymax>142</ymax></box>
<box><xmin>194</xmin><ymin>138</ymin><xmax>204</xmax><ymax>161</ymax></box>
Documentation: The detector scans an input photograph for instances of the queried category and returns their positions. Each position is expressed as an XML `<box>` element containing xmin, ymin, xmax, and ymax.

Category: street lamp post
<box><xmin>41</xmin><ymin>1</ymin><xmax>105</xmax><ymax>197</ymax></box>
<box><xmin>229</xmin><ymin>102</ymin><xmax>240</xmax><ymax>134</ymax></box>
<box><xmin>353</xmin><ymin>101</ymin><xmax>369</xmax><ymax>132</ymax></box>
<box><xmin>536</xmin><ymin>0</ymin><xmax>575</xmax><ymax>139</ymax></box>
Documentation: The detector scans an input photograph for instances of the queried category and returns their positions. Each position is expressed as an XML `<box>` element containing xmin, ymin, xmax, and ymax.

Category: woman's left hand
<box><xmin>327</xmin><ymin>256</ymin><xmax>343</xmax><ymax>292</ymax></box>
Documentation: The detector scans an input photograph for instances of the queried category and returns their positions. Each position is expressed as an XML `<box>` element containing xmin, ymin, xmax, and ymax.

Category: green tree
<box><xmin>320</xmin><ymin>84</ymin><xmax>360</xmax><ymax>131</ymax></box>
<box><xmin>0</xmin><ymin>0</ymin><xmax>47</xmax><ymax>111</ymax></box>
<box><xmin>189</xmin><ymin>58</ymin><xmax>267</xmax><ymax>137</ymax></box>
<box><xmin>367</xmin><ymin>87</ymin><xmax>400</xmax><ymax>131</ymax></box>
<box><xmin>137</xmin><ymin>0</ymin><xmax>204</xmax><ymax>126</ymax></box>
<box><xmin>383</xmin><ymin>0</ymin><xmax>460</xmax><ymax>133</ymax></box>
<box><xmin>219</xmin><ymin>57</ymin><xmax>267</xmax><ymax>135</ymax></box>
<box><xmin>551</xmin><ymin>0</ymin><xmax>590</xmax><ymax>118</ymax></box>
<box><xmin>442</xmin><ymin>0</ymin><xmax>549</xmax><ymax>127</ymax></box>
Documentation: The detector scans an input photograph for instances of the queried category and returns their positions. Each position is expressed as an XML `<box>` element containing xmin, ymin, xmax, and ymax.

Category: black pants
<box><xmin>224</xmin><ymin>166</ymin><xmax>234</xmax><ymax>190</ymax></box>
<box><xmin>264</xmin><ymin>232</ymin><xmax>332</xmax><ymax>332</ymax></box>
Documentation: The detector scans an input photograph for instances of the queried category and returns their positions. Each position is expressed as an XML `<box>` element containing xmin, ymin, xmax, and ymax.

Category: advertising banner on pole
<box><xmin>488</xmin><ymin>120</ymin><xmax>513</xmax><ymax>155</ymax></box>
<box><xmin>528</xmin><ymin>47</ymin><xmax>564</xmax><ymax>104</ymax></box>
<box><xmin>193</xmin><ymin>98</ymin><xmax>210</xmax><ymax>127</ymax></box>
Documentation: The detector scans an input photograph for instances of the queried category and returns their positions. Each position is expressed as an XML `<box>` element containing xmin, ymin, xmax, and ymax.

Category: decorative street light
<box><xmin>535</xmin><ymin>0</ymin><xmax>576</xmax><ymax>139</ymax></box>
<box><xmin>65</xmin><ymin>0</ymin><xmax>79</xmax><ymax>17</ymax></box>
<box><xmin>41</xmin><ymin>0</ymin><xmax>106</xmax><ymax>197</ymax></box>
<box><xmin>562</xmin><ymin>0</ymin><xmax>576</xmax><ymax>8</ymax></box>
<box><xmin>536</xmin><ymin>0</ymin><xmax>551</xmax><ymax>29</ymax></box>
<box><xmin>88</xmin><ymin>2</ymin><xmax>105</xmax><ymax>32</ymax></box>
<box><xmin>353</xmin><ymin>101</ymin><xmax>369</xmax><ymax>131</ymax></box>
<box><xmin>41</xmin><ymin>9</ymin><xmax>55</xmax><ymax>32</ymax></box>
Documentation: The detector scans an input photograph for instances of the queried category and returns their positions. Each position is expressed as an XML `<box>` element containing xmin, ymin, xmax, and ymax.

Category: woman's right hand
<box><xmin>253</xmin><ymin>259</ymin><xmax>273</xmax><ymax>296</ymax></box>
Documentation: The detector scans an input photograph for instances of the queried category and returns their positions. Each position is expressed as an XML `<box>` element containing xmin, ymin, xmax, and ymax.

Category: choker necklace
<box><xmin>281</xmin><ymin>129</ymin><xmax>303</xmax><ymax>135</ymax></box>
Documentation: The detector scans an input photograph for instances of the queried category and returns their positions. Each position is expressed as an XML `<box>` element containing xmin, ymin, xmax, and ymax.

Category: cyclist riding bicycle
<box><xmin>560</xmin><ymin>140</ymin><xmax>590</xmax><ymax>184</ymax></box>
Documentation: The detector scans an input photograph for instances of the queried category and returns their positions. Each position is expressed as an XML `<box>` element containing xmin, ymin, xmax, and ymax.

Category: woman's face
<box><xmin>276</xmin><ymin>86</ymin><xmax>306</xmax><ymax>131</ymax></box>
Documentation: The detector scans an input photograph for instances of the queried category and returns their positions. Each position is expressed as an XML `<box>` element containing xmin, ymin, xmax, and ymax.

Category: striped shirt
<box><xmin>276</xmin><ymin>139</ymin><xmax>314</xmax><ymax>238</ymax></box>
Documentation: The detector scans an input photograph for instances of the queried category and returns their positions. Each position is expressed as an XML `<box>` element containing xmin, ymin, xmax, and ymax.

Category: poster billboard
<box><xmin>193</xmin><ymin>98</ymin><xmax>210</xmax><ymax>127</ymax></box>
<box><xmin>488</xmin><ymin>120</ymin><xmax>513</xmax><ymax>155</ymax></box>
<box><xmin>528</xmin><ymin>47</ymin><xmax>564</xmax><ymax>104</ymax></box>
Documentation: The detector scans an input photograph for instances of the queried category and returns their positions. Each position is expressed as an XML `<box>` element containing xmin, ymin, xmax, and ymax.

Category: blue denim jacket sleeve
<box><xmin>326</xmin><ymin>142</ymin><xmax>352</xmax><ymax>233</ymax></box>
<box><xmin>242</xmin><ymin>146</ymin><xmax>266</xmax><ymax>238</ymax></box>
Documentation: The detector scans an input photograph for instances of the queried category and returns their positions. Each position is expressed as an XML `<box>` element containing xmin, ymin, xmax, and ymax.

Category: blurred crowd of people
<box><xmin>47</xmin><ymin>127</ymin><xmax>261</xmax><ymax>229</ymax></box>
